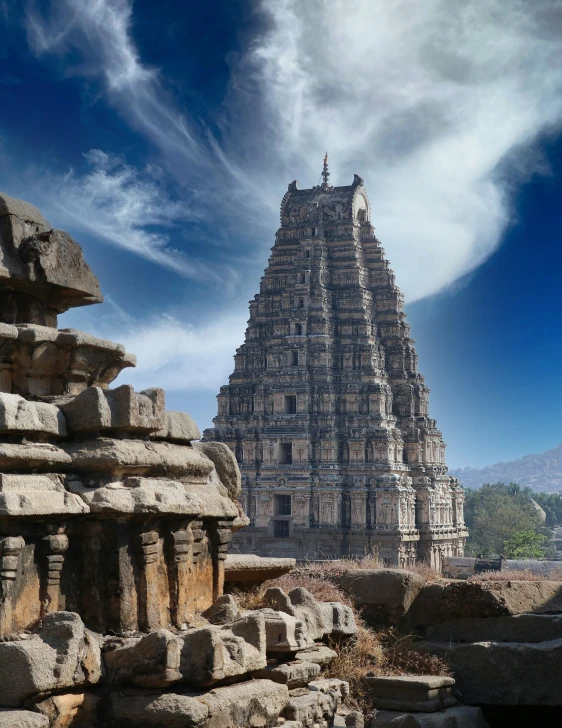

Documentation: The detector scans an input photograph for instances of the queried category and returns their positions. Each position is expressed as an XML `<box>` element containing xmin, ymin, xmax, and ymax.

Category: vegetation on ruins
<box><xmin>463</xmin><ymin>482</ymin><xmax>552</xmax><ymax>557</ymax></box>
<box><xmin>231</xmin><ymin>557</ymin><xmax>450</xmax><ymax>717</ymax></box>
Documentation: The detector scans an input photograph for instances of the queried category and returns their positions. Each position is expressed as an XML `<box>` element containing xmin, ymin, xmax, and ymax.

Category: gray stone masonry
<box><xmin>206</xmin><ymin>162</ymin><xmax>467</xmax><ymax>565</ymax></box>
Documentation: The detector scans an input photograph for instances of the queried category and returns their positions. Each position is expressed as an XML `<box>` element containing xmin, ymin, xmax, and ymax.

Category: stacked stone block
<box><xmin>0</xmin><ymin>192</ymin><xmax>354</xmax><ymax>727</ymax></box>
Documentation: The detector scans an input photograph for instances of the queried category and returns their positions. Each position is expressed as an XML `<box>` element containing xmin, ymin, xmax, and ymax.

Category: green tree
<box><xmin>464</xmin><ymin>483</ymin><xmax>544</xmax><ymax>556</ymax></box>
<box><xmin>503</xmin><ymin>529</ymin><xmax>549</xmax><ymax>559</ymax></box>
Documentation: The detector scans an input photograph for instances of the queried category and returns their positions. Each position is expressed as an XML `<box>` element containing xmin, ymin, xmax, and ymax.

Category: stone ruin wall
<box><xmin>0</xmin><ymin>193</ymin><xmax>353</xmax><ymax>728</ymax></box>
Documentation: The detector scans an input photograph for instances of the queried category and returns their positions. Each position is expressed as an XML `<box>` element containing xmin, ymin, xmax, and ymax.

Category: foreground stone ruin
<box><xmin>0</xmin><ymin>194</ymin><xmax>355</xmax><ymax>727</ymax></box>
<box><xmin>335</xmin><ymin>567</ymin><xmax>562</xmax><ymax>724</ymax></box>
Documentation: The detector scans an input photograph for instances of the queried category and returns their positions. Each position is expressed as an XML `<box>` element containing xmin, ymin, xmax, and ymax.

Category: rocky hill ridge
<box><xmin>450</xmin><ymin>442</ymin><xmax>562</xmax><ymax>492</ymax></box>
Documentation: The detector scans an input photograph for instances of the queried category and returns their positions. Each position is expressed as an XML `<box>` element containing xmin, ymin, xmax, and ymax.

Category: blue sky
<box><xmin>1</xmin><ymin>0</ymin><xmax>562</xmax><ymax>469</ymax></box>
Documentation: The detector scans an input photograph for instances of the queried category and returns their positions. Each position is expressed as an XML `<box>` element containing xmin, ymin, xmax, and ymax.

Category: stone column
<box><xmin>168</xmin><ymin>520</ymin><xmax>193</xmax><ymax>628</ymax></box>
<box><xmin>41</xmin><ymin>534</ymin><xmax>69</xmax><ymax>615</ymax></box>
<box><xmin>0</xmin><ymin>536</ymin><xmax>25</xmax><ymax>636</ymax></box>
<box><xmin>212</xmin><ymin>520</ymin><xmax>233</xmax><ymax>601</ymax></box>
<box><xmin>137</xmin><ymin>528</ymin><xmax>165</xmax><ymax>631</ymax></box>
<box><xmin>190</xmin><ymin>520</ymin><xmax>212</xmax><ymax>613</ymax></box>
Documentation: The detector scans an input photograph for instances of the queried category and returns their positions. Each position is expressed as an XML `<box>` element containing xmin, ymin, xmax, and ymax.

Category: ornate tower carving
<box><xmin>207</xmin><ymin>162</ymin><xmax>467</xmax><ymax>566</ymax></box>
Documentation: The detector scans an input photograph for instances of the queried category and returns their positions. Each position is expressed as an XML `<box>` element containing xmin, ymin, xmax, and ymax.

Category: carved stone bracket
<box><xmin>1</xmin><ymin>536</ymin><xmax>25</xmax><ymax>583</ymax></box>
<box><xmin>213</xmin><ymin>520</ymin><xmax>233</xmax><ymax>562</ymax></box>
<box><xmin>190</xmin><ymin>520</ymin><xmax>204</xmax><ymax>566</ymax></box>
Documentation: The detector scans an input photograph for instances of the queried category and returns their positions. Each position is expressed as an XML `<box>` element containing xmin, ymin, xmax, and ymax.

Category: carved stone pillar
<box><xmin>190</xmin><ymin>520</ymin><xmax>212</xmax><ymax>612</ymax></box>
<box><xmin>41</xmin><ymin>534</ymin><xmax>69</xmax><ymax>615</ymax></box>
<box><xmin>137</xmin><ymin>528</ymin><xmax>164</xmax><ymax>631</ymax></box>
<box><xmin>168</xmin><ymin>521</ymin><xmax>193</xmax><ymax>627</ymax></box>
<box><xmin>0</xmin><ymin>536</ymin><xmax>25</xmax><ymax>636</ymax></box>
<box><xmin>212</xmin><ymin>520</ymin><xmax>233</xmax><ymax>601</ymax></box>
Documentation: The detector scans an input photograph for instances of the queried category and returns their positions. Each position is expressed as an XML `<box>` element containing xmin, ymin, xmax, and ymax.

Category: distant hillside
<box><xmin>450</xmin><ymin>443</ymin><xmax>562</xmax><ymax>492</ymax></box>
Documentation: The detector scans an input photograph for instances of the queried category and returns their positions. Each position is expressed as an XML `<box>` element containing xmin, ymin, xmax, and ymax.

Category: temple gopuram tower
<box><xmin>207</xmin><ymin>158</ymin><xmax>468</xmax><ymax>566</ymax></box>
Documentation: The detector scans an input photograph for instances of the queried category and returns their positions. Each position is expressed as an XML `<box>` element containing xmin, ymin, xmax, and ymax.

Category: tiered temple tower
<box><xmin>207</xmin><ymin>159</ymin><xmax>467</xmax><ymax>566</ymax></box>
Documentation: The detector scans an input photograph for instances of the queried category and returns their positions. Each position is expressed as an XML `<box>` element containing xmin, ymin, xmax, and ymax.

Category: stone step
<box><xmin>421</xmin><ymin>638</ymin><xmax>562</xmax><ymax>705</ymax></box>
<box><xmin>426</xmin><ymin>614</ymin><xmax>562</xmax><ymax>643</ymax></box>
<box><xmin>363</xmin><ymin>675</ymin><xmax>457</xmax><ymax>713</ymax></box>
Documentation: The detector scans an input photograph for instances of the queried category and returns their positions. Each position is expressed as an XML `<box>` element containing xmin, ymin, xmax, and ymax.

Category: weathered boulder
<box><xmin>0</xmin><ymin>393</ymin><xmax>66</xmax><ymax>436</ymax></box>
<box><xmin>318</xmin><ymin>600</ymin><xmax>358</xmax><ymax>638</ymax></box>
<box><xmin>193</xmin><ymin>441</ymin><xmax>240</xmax><ymax>499</ymax></box>
<box><xmin>258</xmin><ymin>608</ymin><xmax>313</xmax><ymax>653</ymax></box>
<box><xmin>340</xmin><ymin>569</ymin><xmax>425</xmax><ymax>626</ymax></box>
<box><xmin>61</xmin><ymin>385</ymin><xmax>165</xmax><ymax>434</ymax></box>
<box><xmin>295</xmin><ymin>645</ymin><xmax>338</xmax><ymax>667</ymax></box>
<box><xmin>0</xmin><ymin>192</ymin><xmax>103</xmax><ymax>321</ymax></box>
<box><xmin>402</xmin><ymin>580</ymin><xmax>562</xmax><ymax>632</ymax></box>
<box><xmin>104</xmin><ymin>613</ymin><xmax>266</xmax><ymax>688</ymax></box>
<box><xmin>67</xmin><ymin>476</ymin><xmax>210</xmax><ymax>516</ymax></box>
<box><xmin>263</xmin><ymin>586</ymin><xmax>356</xmax><ymax>640</ymax></box>
<box><xmin>109</xmin><ymin>691</ymin><xmax>209</xmax><ymax>727</ymax></box>
<box><xmin>370</xmin><ymin>706</ymin><xmax>490</xmax><ymax>728</ymax></box>
<box><xmin>34</xmin><ymin>692</ymin><xmax>100</xmax><ymax>728</ymax></box>
<box><xmin>283</xmin><ymin>678</ymin><xmax>349</xmax><ymax>726</ymax></box>
<box><xmin>201</xmin><ymin>594</ymin><xmax>241</xmax><ymax>625</ymax></box>
<box><xmin>197</xmin><ymin>679</ymin><xmax>289</xmax><ymax>728</ymax></box>
<box><xmin>61</xmin><ymin>438</ymin><xmax>216</xmax><ymax>481</ymax></box>
<box><xmin>0</xmin><ymin>612</ymin><xmax>101</xmax><ymax>707</ymax></box>
<box><xmin>0</xmin><ymin>442</ymin><xmax>71</xmax><ymax>470</ymax></box>
<box><xmin>0</xmin><ymin>473</ymin><xmax>88</xmax><ymax>516</ymax></box>
<box><xmin>422</xmin><ymin>638</ymin><xmax>562</xmax><ymax>705</ymax></box>
<box><xmin>180</xmin><ymin>613</ymin><xmax>266</xmax><ymax>686</ymax></box>
<box><xmin>265</xmin><ymin>586</ymin><xmax>326</xmax><ymax>641</ymax></box>
<box><xmin>103</xmin><ymin>630</ymin><xmax>182</xmax><ymax>688</ymax></box>
<box><xmin>253</xmin><ymin>659</ymin><xmax>321</xmax><ymax>687</ymax></box>
<box><xmin>346</xmin><ymin>710</ymin><xmax>365</xmax><ymax>728</ymax></box>
<box><xmin>426</xmin><ymin>613</ymin><xmax>562</xmax><ymax>644</ymax></box>
<box><xmin>152</xmin><ymin>410</ymin><xmax>201</xmax><ymax>442</ymax></box>
<box><xmin>224</xmin><ymin>554</ymin><xmax>296</xmax><ymax>586</ymax></box>
<box><xmin>0</xmin><ymin>710</ymin><xmax>48</xmax><ymax>728</ymax></box>
<box><xmin>363</xmin><ymin>676</ymin><xmax>457</xmax><ymax>712</ymax></box>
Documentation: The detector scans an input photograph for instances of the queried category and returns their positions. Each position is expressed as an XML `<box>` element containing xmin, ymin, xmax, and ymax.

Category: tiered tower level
<box><xmin>207</xmin><ymin>161</ymin><xmax>468</xmax><ymax>566</ymax></box>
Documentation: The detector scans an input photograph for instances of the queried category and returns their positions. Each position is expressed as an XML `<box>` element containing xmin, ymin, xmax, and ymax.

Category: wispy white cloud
<box><xmin>20</xmin><ymin>0</ymin><xmax>562</xmax><ymax>408</ymax></box>
<box><xmin>34</xmin><ymin>149</ymin><xmax>230</xmax><ymax>284</ymax></box>
<box><xmin>83</xmin><ymin>310</ymin><xmax>248</xmax><ymax>393</ymax></box>
<box><xmin>25</xmin><ymin>0</ymin><xmax>261</xmax><ymax>200</ymax></box>
<box><xmin>23</xmin><ymin>0</ymin><xmax>562</xmax><ymax>302</ymax></box>
<box><xmin>241</xmin><ymin>0</ymin><xmax>562</xmax><ymax>298</ymax></box>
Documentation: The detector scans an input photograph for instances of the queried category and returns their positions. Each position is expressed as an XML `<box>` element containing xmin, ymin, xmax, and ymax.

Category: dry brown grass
<box><xmin>323</xmin><ymin>622</ymin><xmax>384</xmax><ymax>717</ymax></box>
<box><xmin>230</xmin><ymin>584</ymin><xmax>269</xmax><ymax>611</ymax></box>
<box><xmin>469</xmin><ymin>567</ymin><xmax>562</xmax><ymax>583</ymax></box>
<box><xmin>378</xmin><ymin>630</ymin><xmax>451</xmax><ymax>677</ymax></box>
<box><xmin>230</xmin><ymin>571</ymin><xmax>354</xmax><ymax>611</ymax></box>
<box><xmin>298</xmin><ymin>554</ymin><xmax>442</xmax><ymax>583</ymax></box>
<box><xmin>323</xmin><ymin>623</ymin><xmax>450</xmax><ymax>717</ymax></box>
<box><xmin>273</xmin><ymin>572</ymin><xmax>354</xmax><ymax>605</ymax></box>
<box><xmin>399</xmin><ymin>561</ymin><xmax>442</xmax><ymax>583</ymax></box>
